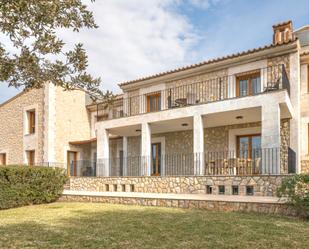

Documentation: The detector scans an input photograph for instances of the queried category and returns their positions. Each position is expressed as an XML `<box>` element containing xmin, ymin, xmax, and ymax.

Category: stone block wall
<box><xmin>0</xmin><ymin>88</ymin><xmax>45</xmax><ymax>164</ymax></box>
<box><xmin>301</xmin><ymin>160</ymin><xmax>309</xmax><ymax>173</ymax></box>
<box><xmin>69</xmin><ymin>175</ymin><xmax>288</xmax><ymax>197</ymax></box>
<box><xmin>59</xmin><ymin>194</ymin><xmax>297</xmax><ymax>217</ymax></box>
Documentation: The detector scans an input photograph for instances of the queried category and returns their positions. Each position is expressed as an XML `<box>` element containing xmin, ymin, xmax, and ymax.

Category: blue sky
<box><xmin>1</xmin><ymin>0</ymin><xmax>309</xmax><ymax>103</ymax></box>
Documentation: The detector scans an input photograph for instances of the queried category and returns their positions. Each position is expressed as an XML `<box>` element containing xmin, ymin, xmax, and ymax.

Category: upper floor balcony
<box><xmin>95</xmin><ymin>64</ymin><xmax>290</xmax><ymax>121</ymax></box>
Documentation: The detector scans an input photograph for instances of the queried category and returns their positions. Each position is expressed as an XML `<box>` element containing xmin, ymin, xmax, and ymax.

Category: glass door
<box><xmin>151</xmin><ymin>143</ymin><xmax>161</xmax><ymax>176</ymax></box>
<box><xmin>237</xmin><ymin>134</ymin><xmax>261</xmax><ymax>174</ymax></box>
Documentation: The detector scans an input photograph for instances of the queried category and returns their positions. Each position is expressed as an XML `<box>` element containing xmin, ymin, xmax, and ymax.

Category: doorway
<box><xmin>151</xmin><ymin>143</ymin><xmax>161</xmax><ymax>176</ymax></box>
<box><xmin>67</xmin><ymin>151</ymin><xmax>77</xmax><ymax>176</ymax></box>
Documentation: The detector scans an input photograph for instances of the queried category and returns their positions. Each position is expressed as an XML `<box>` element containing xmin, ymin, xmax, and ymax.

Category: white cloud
<box><xmin>58</xmin><ymin>0</ymin><xmax>202</xmax><ymax>93</ymax></box>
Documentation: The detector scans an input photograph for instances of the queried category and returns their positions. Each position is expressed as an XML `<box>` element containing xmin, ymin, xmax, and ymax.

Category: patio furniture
<box><xmin>175</xmin><ymin>98</ymin><xmax>187</xmax><ymax>106</ymax></box>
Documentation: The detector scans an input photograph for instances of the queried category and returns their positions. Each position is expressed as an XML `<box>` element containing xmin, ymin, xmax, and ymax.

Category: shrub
<box><xmin>0</xmin><ymin>166</ymin><xmax>68</xmax><ymax>209</ymax></box>
<box><xmin>277</xmin><ymin>174</ymin><xmax>309</xmax><ymax>218</ymax></box>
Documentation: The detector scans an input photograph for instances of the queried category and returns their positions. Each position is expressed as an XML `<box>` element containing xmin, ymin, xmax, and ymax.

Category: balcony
<box><xmin>96</xmin><ymin>64</ymin><xmax>290</xmax><ymax>121</ymax></box>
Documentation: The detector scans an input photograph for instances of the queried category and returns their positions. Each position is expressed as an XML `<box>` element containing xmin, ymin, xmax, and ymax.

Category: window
<box><xmin>27</xmin><ymin>110</ymin><xmax>36</xmax><ymax>134</ymax></box>
<box><xmin>246</xmin><ymin>186</ymin><xmax>254</xmax><ymax>196</ymax></box>
<box><xmin>147</xmin><ymin>93</ymin><xmax>161</xmax><ymax>112</ymax></box>
<box><xmin>232</xmin><ymin>186</ymin><xmax>239</xmax><ymax>195</ymax></box>
<box><xmin>236</xmin><ymin>72</ymin><xmax>261</xmax><ymax>97</ymax></box>
<box><xmin>0</xmin><ymin>153</ymin><xmax>6</xmax><ymax>165</ymax></box>
<box><xmin>218</xmin><ymin>185</ymin><xmax>225</xmax><ymax>195</ymax></box>
<box><xmin>206</xmin><ymin>185</ymin><xmax>213</xmax><ymax>194</ymax></box>
<box><xmin>27</xmin><ymin>150</ymin><xmax>35</xmax><ymax>166</ymax></box>
<box><xmin>237</xmin><ymin>134</ymin><xmax>261</xmax><ymax>158</ymax></box>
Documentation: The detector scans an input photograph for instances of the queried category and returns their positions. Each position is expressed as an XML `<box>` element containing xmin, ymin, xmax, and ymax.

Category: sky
<box><xmin>1</xmin><ymin>0</ymin><xmax>309</xmax><ymax>103</ymax></box>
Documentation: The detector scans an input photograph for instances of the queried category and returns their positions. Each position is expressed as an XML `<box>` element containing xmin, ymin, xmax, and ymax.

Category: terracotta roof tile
<box><xmin>119</xmin><ymin>39</ymin><xmax>296</xmax><ymax>87</ymax></box>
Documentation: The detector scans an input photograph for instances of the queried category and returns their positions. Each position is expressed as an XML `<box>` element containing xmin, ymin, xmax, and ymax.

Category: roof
<box><xmin>301</xmin><ymin>51</ymin><xmax>309</xmax><ymax>56</ymax></box>
<box><xmin>294</xmin><ymin>25</ymin><xmax>309</xmax><ymax>33</ymax></box>
<box><xmin>118</xmin><ymin>39</ymin><xmax>296</xmax><ymax>87</ymax></box>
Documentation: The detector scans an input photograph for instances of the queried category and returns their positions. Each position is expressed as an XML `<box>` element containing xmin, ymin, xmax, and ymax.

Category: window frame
<box><xmin>236</xmin><ymin>133</ymin><xmax>261</xmax><ymax>158</ymax></box>
<box><xmin>27</xmin><ymin>150</ymin><xmax>35</xmax><ymax>167</ymax></box>
<box><xmin>146</xmin><ymin>92</ymin><xmax>161</xmax><ymax>113</ymax></box>
<box><xmin>0</xmin><ymin>153</ymin><xmax>6</xmax><ymax>165</ymax></box>
<box><xmin>236</xmin><ymin>71</ymin><xmax>261</xmax><ymax>97</ymax></box>
<box><xmin>27</xmin><ymin>110</ymin><xmax>36</xmax><ymax>134</ymax></box>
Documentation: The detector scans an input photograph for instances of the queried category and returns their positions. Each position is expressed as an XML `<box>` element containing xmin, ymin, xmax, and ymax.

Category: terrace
<box><xmin>95</xmin><ymin>64</ymin><xmax>290</xmax><ymax>121</ymax></box>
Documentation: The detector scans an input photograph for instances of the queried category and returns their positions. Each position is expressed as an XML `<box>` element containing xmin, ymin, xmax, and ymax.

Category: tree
<box><xmin>0</xmin><ymin>0</ymin><xmax>112</xmax><ymax>100</ymax></box>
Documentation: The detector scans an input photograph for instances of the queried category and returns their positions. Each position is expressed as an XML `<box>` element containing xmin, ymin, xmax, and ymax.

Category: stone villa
<box><xmin>1</xmin><ymin>21</ymin><xmax>309</xmax><ymax>197</ymax></box>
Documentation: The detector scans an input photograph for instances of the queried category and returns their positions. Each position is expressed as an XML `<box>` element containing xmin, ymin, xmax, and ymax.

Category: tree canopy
<box><xmin>0</xmin><ymin>0</ymin><xmax>111</xmax><ymax>100</ymax></box>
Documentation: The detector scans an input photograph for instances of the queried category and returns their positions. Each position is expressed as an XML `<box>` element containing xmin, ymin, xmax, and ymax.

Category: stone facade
<box><xmin>301</xmin><ymin>160</ymin><xmax>309</xmax><ymax>173</ymax></box>
<box><xmin>59</xmin><ymin>194</ymin><xmax>297</xmax><ymax>217</ymax></box>
<box><xmin>54</xmin><ymin>88</ymin><xmax>91</xmax><ymax>164</ymax></box>
<box><xmin>0</xmin><ymin>88</ymin><xmax>45</xmax><ymax>164</ymax></box>
<box><xmin>0</xmin><ymin>84</ymin><xmax>92</xmax><ymax>166</ymax></box>
<box><xmin>69</xmin><ymin>175</ymin><xmax>288</xmax><ymax>196</ymax></box>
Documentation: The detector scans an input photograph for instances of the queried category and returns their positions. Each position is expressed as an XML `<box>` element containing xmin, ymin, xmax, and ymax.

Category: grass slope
<box><xmin>0</xmin><ymin>202</ymin><xmax>308</xmax><ymax>249</ymax></box>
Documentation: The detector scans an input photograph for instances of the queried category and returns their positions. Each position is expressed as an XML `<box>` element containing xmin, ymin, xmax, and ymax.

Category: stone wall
<box><xmin>59</xmin><ymin>194</ymin><xmax>296</xmax><ymax>217</ymax></box>
<box><xmin>0</xmin><ymin>88</ymin><xmax>45</xmax><ymax>164</ymax></box>
<box><xmin>54</xmin><ymin>88</ymin><xmax>91</xmax><ymax>164</ymax></box>
<box><xmin>267</xmin><ymin>54</ymin><xmax>290</xmax><ymax>81</ymax></box>
<box><xmin>301</xmin><ymin>160</ymin><xmax>309</xmax><ymax>173</ymax></box>
<box><xmin>69</xmin><ymin>175</ymin><xmax>288</xmax><ymax>197</ymax></box>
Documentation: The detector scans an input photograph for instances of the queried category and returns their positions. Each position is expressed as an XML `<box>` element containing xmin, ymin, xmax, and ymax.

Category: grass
<box><xmin>0</xmin><ymin>202</ymin><xmax>308</xmax><ymax>249</ymax></box>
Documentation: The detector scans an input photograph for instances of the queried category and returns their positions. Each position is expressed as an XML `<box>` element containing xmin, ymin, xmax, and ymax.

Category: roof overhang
<box><xmin>119</xmin><ymin>41</ymin><xmax>298</xmax><ymax>91</ymax></box>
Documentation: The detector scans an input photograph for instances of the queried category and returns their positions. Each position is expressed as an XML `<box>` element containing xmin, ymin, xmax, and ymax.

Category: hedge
<box><xmin>0</xmin><ymin>166</ymin><xmax>68</xmax><ymax>209</ymax></box>
<box><xmin>277</xmin><ymin>173</ymin><xmax>309</xmax><ymax>218</ymax></box>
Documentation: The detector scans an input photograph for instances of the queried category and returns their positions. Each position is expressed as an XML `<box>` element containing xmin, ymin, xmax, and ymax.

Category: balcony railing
<box><xmin>68</xmin><ymin>147</ymin><xmax>296</xmax><ymax>177</ymax></box>
<box><xmin>96</xmin><ymin>64</ymin><xmax>290</xmax><ymax>121</ymax></box>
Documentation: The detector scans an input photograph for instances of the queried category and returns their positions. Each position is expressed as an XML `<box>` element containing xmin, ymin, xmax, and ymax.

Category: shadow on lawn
<box><xmin>0</xmin><ymin>205</ymin><xmax>308</xmax><ymax>249</ymax></box>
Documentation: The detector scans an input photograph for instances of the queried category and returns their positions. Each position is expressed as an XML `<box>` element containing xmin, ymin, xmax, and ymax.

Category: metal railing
<box><xmin>69</xmin><ymin>147</ymin><xmax>295</xmax><ymax>177</ymax></box>
<box><xmin>96</xmin><ymin>64</ymin><xmax>290</xmax><ymax>121</ymax></box>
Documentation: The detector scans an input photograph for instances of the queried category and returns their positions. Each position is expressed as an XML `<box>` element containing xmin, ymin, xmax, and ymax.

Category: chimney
<box><xmin>272</xmin><ymin>20</ymin><xmax>293</xmax><ymax>45</ymax></box>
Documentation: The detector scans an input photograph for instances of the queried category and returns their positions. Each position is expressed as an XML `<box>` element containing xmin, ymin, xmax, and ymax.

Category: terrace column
<box><xmin>261</xmin><ymin>102</ymin><xmax>280</xmax><ymax>174</ymax></box>
<box><xmin>141</xmin><ymin>122</ymin><xmax>151</xmax><ymax>176</ymax></box>
<box><xmin>97</xmin><ymin>128</ymin><xmax>110</xmax><ymax>176</ymax></box>
<box><xmin>123</xmin><ymin>136</ymin><xmax>128</xmax><ymax>176</ymax></box>
<box><xmin>193</xmin><ymin>114</ymin><xmax>204</xmax><ymax>175</ymax></box>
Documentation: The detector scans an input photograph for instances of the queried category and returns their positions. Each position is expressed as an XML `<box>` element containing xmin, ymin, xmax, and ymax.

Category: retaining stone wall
<box><xmin>59</xmin><ymin>194</ymin><xmax>296</xmax><ymax>217</ymax></box>
<box><xmin>69</xmin><ymin>175</ymin><xmax>288</xmax><ymax>197</ymax></box>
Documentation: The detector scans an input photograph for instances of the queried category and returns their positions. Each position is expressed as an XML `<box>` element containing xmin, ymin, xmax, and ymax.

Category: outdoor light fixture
<box><xmin>236</xmin><ymin>116</ymin><xmax>243</xmax><ymax>120</ymax></box>
<box><xmin>181</xmin><ymin>123</ymin><xmax>188</xmax><ymax>127</ymax></box>
<box><xmin>135</xmin><ymin>129</ymin><xmax>141</xmax><ymax>132</ymax></box>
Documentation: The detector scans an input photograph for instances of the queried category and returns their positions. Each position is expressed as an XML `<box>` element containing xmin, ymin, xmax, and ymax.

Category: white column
<box><xmin>289</xmin><ymin>53</ymin><xmax>301</xmax><ymax>173</ymax></box>
<box><xmin>261</xmin><ymin>103</ymin><xmax>280</xmax><ymax>174</ymax></box>
<box><xmin>141</xmin><ymin>122</ymin><xmax>151</xmax><ymax>176</ymax></box>
<box><xmin>193</xmin><ymin>114</ymin><xmax>204</xmax><ymax>175</ymax></box>
<box><xmin>123</xmin><ymin>136</ymin><xmax>128</xmax><ymax>176</ymax></box>
<box><xmin>97</xmin><ymin>128</ymin><xmax>110</xmax><ymax>176</ymax></box>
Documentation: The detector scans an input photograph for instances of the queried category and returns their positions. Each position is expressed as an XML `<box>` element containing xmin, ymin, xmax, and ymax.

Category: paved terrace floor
<box><xmin>63</xmin><ymin>190</ymin><xmax>287</xmax><ymax>204</ymax></box>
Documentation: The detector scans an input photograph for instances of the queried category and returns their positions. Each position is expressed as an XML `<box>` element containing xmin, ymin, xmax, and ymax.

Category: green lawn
<box><xmin>0</xmin><ymin>203</ymin><xmax>308</xmax><ymax>249</ymax></box>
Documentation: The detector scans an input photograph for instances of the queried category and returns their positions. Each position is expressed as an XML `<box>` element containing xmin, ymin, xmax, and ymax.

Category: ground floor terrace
<box><xmin>70</xmin><ymin>93</ymin><xmax>298</xmax><ymax>178</ymax></box>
